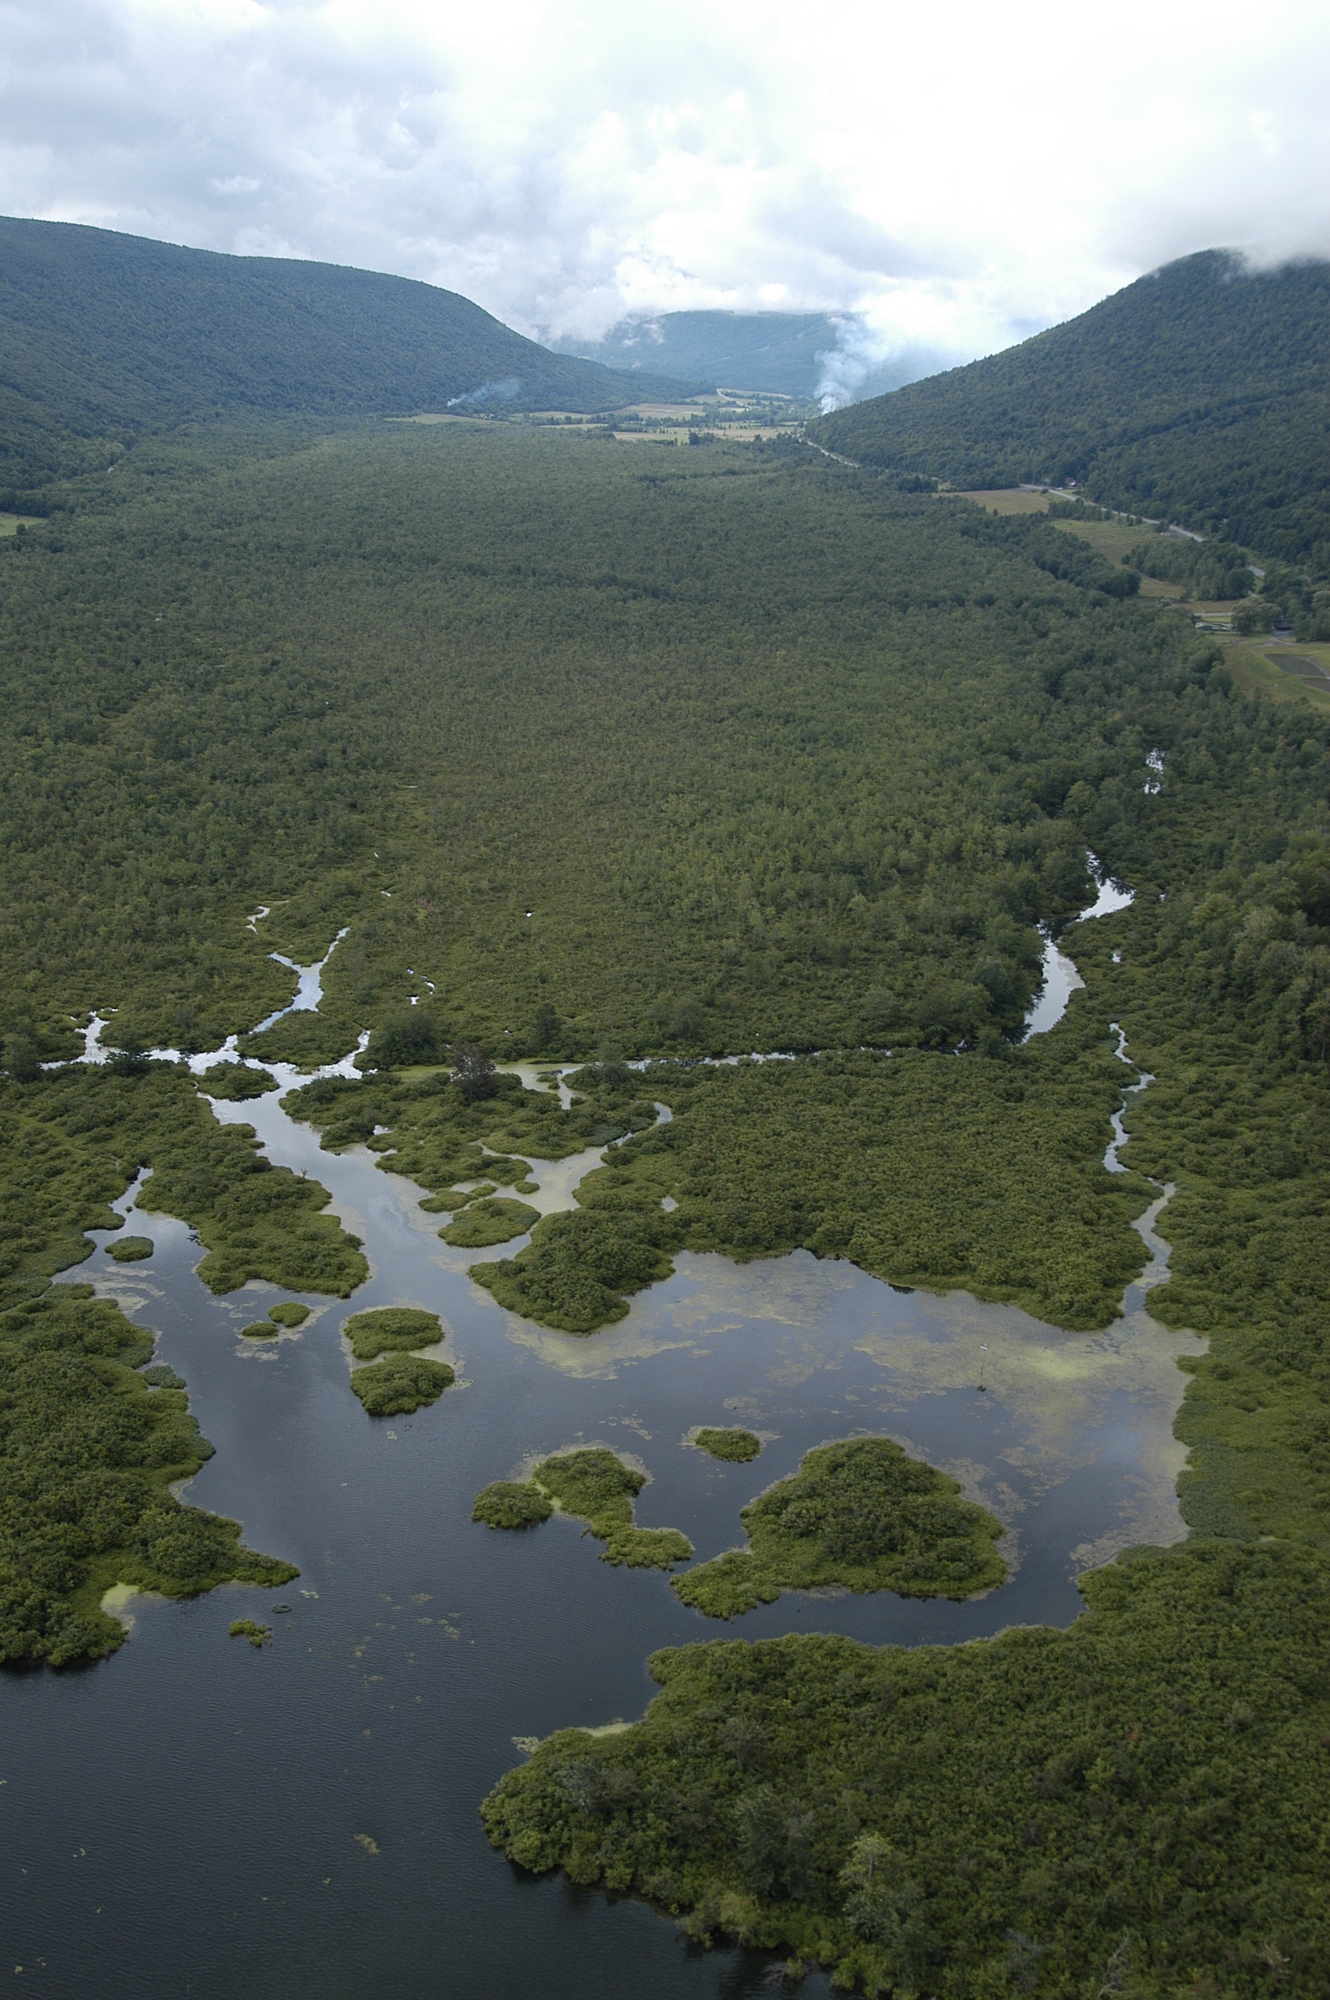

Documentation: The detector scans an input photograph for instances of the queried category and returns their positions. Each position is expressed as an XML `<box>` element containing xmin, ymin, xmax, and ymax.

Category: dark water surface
<box><xmin>2</xmin><ymin>1054</ymin><xmax>1190</xmax><ymax>2000</ymax></box>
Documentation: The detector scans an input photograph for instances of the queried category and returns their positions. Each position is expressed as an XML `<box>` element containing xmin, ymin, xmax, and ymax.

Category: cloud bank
<box><xmin>2</xmin><ymin>0</ymin><xmax>1328</xmax><ymax>389</ymax></box>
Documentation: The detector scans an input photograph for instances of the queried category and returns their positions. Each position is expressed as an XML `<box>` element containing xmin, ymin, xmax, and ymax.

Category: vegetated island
<box><xmin>693</xmin><ymin>1427</ymin><xmax>762</xmax><ymax>1462</ymax></box>
<box><xmin>107</xmin><ymin>1233</ymin><xmax>153</xmax><ymax>1262</ymax></box>
<box><xmin>438</xmin><ymin>1195</ymin><xmax>539</xmax><ymax>1247</ymax></box>
<box><xmin>242</xmin><ymin>1300</ymin><xmax>312</xmax><ymax>1339</ymax></box>
<box><xmin>473</xmin><ymin>1448</ymin><xmax>692</xmax><ymax>1571</ymax></box>
<box><xmin>672</xmin><ymin>1438</ymin><xmax>1006</xmax><ymax>1619</ymax></box>
<box><xmin>343</xmin><ymin>1307</ymin><xmax>454</xmax><ymax>1415</ymax></box>
<box><xmin>0</xmin><ymin>1282</ymin><xmax>297</xmax><ymax>1665</ymax></box>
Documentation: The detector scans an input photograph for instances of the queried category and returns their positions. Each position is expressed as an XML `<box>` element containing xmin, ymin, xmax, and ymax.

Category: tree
<box><xmin>452</xmin><ymin>1042</ymin><xmax>498</xmax><ymax>1102</ymax></box>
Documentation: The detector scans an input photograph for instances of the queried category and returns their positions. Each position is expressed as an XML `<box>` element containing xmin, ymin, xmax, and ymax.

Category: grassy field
<box><xmin>1225</xmin><ymin>638</ymin><xmax>1330</xmax><ymax>713</ymax></box>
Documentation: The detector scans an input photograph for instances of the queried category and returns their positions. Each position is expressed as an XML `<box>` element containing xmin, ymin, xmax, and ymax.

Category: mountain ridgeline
<box><xmin>0</xmin><ymin>216</ymin><xmax>701</xmax><ymax>501</ymax></box>
<box><xmin>811</xmin><ymin>250</ymin><xmax>1330</xmax><ymax>568</ymax></box>
<box><xmin>551</xmin><ymin>309</ymin><xmax>942</xmax><ymax>403</ymax></box>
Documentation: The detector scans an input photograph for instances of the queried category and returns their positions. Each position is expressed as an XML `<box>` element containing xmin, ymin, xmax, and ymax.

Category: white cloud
<box><xmin>0</xmin><ymin>0</ymin><xmax>1327</xmax><ymax>369</ymax></box>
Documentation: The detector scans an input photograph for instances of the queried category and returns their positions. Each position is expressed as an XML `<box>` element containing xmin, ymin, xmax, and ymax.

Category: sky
<box><xmin>3</xmin><ymin>0</ymin><xmax>1329</xmax><ymax>401</ymax></box>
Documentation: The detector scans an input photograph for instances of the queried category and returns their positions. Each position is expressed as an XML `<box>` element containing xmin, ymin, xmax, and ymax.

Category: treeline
<box><xmin>813</xmin><ymin>250</ymin><xmax>1330</xmax><ymax>569</ymax></box>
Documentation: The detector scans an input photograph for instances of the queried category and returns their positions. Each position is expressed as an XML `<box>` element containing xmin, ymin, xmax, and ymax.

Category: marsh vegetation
<box><xmin>671</xmin><ymin>1439</ymin><xmax>1006</xmax><ymax>1619</ymax></box>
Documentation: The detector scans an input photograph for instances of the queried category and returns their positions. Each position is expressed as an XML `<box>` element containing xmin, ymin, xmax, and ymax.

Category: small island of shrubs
<box><xmin>341</xmin><ymin>1308</ymin><xmax>453</xmax><ymax>1415</ymax></box>
<box><xmin>693</xmin><ymin>1427</ymin><xmax>762</xmax><ymax>1462</ymax></box>
<box><xmin>473</xmin><ymin>1448</ymin><xmax>692</xmax><ymax>1570</ymax></box>
<box><xmin>229</xmin><ymin>1619</ymin><xmax>271</xmax><ymax>1647</ymax></box>
<box><xmin>240</xmin><ymin>1300</ymin><xmax>312</xmax><ymax>1338</ymax></box>
<box><xmin>197</xmin><ymin>1063</ymin><xmax>278</xmax><ymax>1101</ymax></box>
<box><xmin>672</xmin><ymin>1437</ymin><xmax>1006</xmax><ymax>1619</ymax></box>
<box><xmin>107</xmin><ymin>1234</ymin><xmax>154</xmax><ymax>1263</ymax></box>
<box><xmin>350</xmin><ymin>1352</ymin><xmax>454</xmax><ymax>1416</ymax></box>
<box><xmin>439</xmin><ymin>1196</ymin><xmax>539</xmax><ymax>1247</ymax></box>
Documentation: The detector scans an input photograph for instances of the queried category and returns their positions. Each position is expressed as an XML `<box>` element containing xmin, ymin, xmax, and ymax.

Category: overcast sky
<box><xmin>4</xmin><ymin>0</ymin><xmax>1329</xmax><ymax>382</ymax></box>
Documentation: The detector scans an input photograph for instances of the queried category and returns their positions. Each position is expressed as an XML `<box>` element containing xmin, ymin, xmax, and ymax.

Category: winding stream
<box><xmin>2</xmin><ymin>877</ymin><xmax>1199</xmax><ymax>2000</ymax></box>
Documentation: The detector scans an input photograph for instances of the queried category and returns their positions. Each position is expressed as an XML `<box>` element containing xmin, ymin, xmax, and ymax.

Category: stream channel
<box><xmin>2</xmin><ymin>867</ymin><xmax>1197</xmax><ymax>2000</ymax></box>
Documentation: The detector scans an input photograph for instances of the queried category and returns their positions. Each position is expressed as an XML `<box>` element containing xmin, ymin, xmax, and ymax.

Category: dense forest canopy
<box><xmin>812</xmin><ymin>251</ymin><xmax>1330</xmax><ymax>568</ymax></box>
<box><xmin>0</xmin><ymin>216</ymin><xmax>701</xmax><ymax>501</ymax></box>
<box><xmin>0</xmin><ymin>420</ymin><xmax>1261</xmax><ymax>1059</ymax></box>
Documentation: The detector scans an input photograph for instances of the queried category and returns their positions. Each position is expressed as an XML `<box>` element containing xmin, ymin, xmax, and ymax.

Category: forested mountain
<box><xmin>551</xmin><ymin>309</ymin><xmax>937</xmax><ymax>401</ymax></box>
<box><xmin>0</xmin><ymin>217</ymin><xmax>699</xmax><ymax>499</ymax></box>
<box><xmin>812</xmin><ymin>250</ymin><xmax>1330</xmax><ymax>567</ymax></box>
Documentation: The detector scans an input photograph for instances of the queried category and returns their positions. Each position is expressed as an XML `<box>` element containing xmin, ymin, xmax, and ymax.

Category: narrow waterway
<box><xmin>1</xmin><ymin>877</ymin><xmax>1195</xmax><ymax>2000</ymax></box>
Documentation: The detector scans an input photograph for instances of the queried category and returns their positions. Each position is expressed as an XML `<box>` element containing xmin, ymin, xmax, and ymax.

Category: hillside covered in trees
<box><xmin>0</xmin><ymin>217</ymin><xmax>700</xmax><ymax>502</ymax></box>
<box><xmin>812</xmin><ymin>251</ymin><xmax>1330</xmax><ymax>568</ymax></box>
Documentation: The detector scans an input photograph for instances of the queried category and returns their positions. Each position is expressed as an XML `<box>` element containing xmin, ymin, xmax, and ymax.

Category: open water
<box><xmin>1</xmin><ymin>865</ymin><xmax>1197</xmax><ymax>2000</ymax></box>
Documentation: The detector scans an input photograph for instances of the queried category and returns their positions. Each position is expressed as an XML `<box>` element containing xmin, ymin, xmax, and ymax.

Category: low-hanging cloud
<box><xmin>446</xmin><ymin>377</ymin><xmax>521</xmax><ymax>409</ymax></box>
<box><xmin>2</xmin><ymin>0</ymin><xmax>1328</xmax><ymax>372</ymax></box>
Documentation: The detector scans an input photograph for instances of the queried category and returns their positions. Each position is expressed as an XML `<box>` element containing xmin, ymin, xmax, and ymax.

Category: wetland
<box><xmin>2</xmin><ymin>417</ymin><xmax>1327</xmax><ymax>1996</ymax></box>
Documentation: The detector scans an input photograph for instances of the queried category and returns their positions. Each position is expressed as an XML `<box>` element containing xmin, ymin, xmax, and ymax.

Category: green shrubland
<box><xmin>0</xmin><ymin>419</ymin><xmax>1242</xmax><ymax>1058</ymax></box>
<box><xmin>341</xmin><ymin>1306</ymin><xmax>442</xmax><ymax>1360</ymax></box>
<box><xmin>694</xmin><ymin>1428</ymin><xmax>762</xmax><ymax>1462</ymax></box>
<box><xmin>0</xmin><ymin>1282</ymin><xmax>296</xmax><ymax>1665</ymax></box>
<box><xmin>197</xmin><ymin>1063</ymin><xmax>277</xmax><ymax>1100</ymax></box>
<box><xmin>473</xmin><ymin>1481</ymin><xmax>555</xmax><ymax>1530</ymax></box>
<box><xmin>107</xmin><ymin>1234</ymin><xmax>153</xmax><ymax>1262</ymax></box>
<box><xmin>267</xmin><ymin>1301</ymin><xmax>309</xmax><ymax>1328</ymax></box>
<box><xmin>348</xmin><ymin>1353</ymin><xmax>454</xmax><ymax>1416</ymax></box>
<box><xmin>672</xmin><ymin>1440</ymin><xmax>1006</xmax><ymax>1620</ymax></box>
<box><xmin>439</xmin><ymin>1196</ymin><xmax>539</xmax><ymax>1247</ymax></box>
<box><xmin>478</xmin><ymin>1449</ymin><xmax>693</xmax><ymax>1571</ymax></box>
<box><xmin>229</xmin><ymin>1619</ymin><xmax>271</xmax><ymax>1648</ymax></box>
<box><xmin>483</xmin><ymin>1542</ymin><xmax>1330</xmax><ymax>1995</ymax></box>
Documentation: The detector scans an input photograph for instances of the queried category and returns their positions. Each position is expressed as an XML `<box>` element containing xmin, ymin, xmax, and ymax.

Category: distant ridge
<box><xmin>0</xmin><ymin>216</ymin><xmax>703</xmax><ymax>497</ymax></box>
<box><xmin>811</xmin><ymin>250</ymin><xmax>1330</xmax><ymax>567</ymax></box>
<box><xmin>552</xmin><ymin>308</ymin><xmax>942</xmax><ymax>403</ymax></box>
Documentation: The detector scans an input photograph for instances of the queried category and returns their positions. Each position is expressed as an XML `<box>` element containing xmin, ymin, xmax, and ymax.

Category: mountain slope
<box><xmin>811</xmin><ymin>250</ymin><xmax>1330</xmax><ymax>566</ymax></box>
<box><xmin>0</xmin><ymin>217</ymin><xmax>700</xmax><ymax>496</ymax></box>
